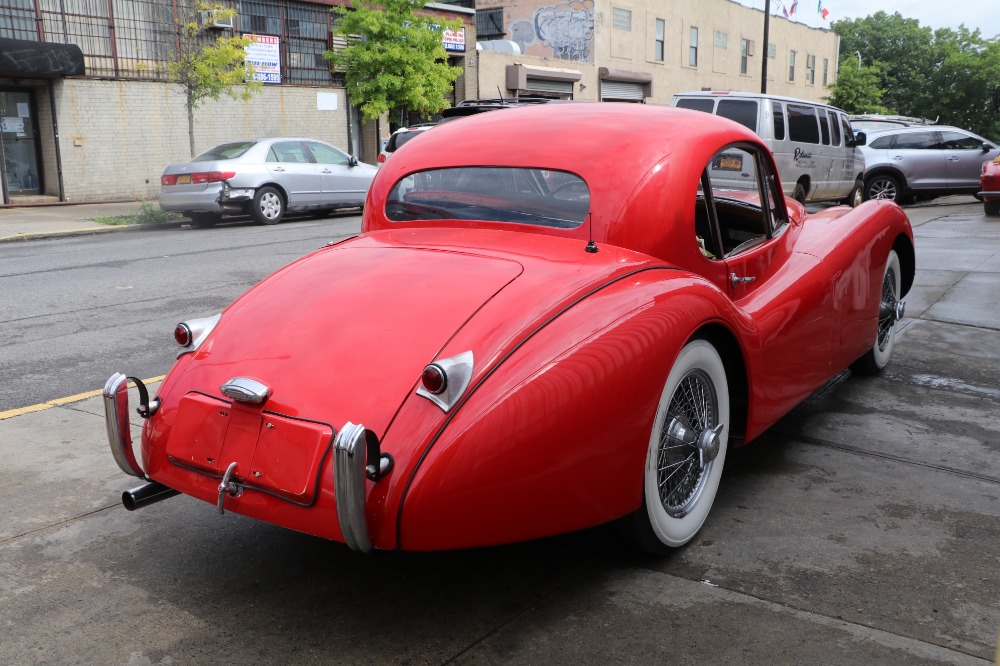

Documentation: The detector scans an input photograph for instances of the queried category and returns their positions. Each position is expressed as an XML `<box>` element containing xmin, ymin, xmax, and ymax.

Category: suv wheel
<box><xmin>866</xmin><ymin>174</ymin><xmax>904</xmax><ymax>202</ymax></box>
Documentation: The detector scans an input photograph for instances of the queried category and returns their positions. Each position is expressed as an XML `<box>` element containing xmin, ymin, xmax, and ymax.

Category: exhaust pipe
<box><xmin>122</xmin><ymin>481</ymin><xmax>180</xmax><ymax>511</ymax></box>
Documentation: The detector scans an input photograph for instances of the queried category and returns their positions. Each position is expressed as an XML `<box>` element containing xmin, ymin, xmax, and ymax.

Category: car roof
<box><xmin>863</xmin><ymin>125</ymin><xmax>966</xmax><ymax>136</ymax></box>
<box><xmin>369</xmin><ymin>102</ymin><xmax>765</xmax><ymax>248</ymax></box>
<box><xmin>673</xmin><ymin>90</ymin><xmax>848</xmax><ymax>113</ymax></box>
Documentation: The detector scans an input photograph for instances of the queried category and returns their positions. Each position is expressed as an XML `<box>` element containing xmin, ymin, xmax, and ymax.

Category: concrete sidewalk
<box><xmin>0</xmin><ymin>200</ymin><xmax>186</xmax><ymax>243</ymax></box>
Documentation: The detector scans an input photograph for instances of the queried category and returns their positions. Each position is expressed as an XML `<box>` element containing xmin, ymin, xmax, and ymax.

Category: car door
<box><xmin>264</xmin><ymin>140</ymin><xmax>321</xmax><ymax>206</ymax></box>
<box><xmin>701</xmin><ymin>144</ymin><xmax>837</xmax><ymax>418</ymax></box>
<box><xmin>938</xmin><ymin>130</ymin><xmax>999</xmax><ymax>191</ymax></box>
<box><xmin>305</xmin><ymin>141</ymin><xmax>370</xmax><ymax>206</ymax></box>
<box><xmin>887</xmin><ymin>130</ymin><xmax>946</xmax><ymax>190</ymax></box>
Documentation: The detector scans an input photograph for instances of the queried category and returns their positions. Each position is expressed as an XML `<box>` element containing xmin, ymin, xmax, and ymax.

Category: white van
<box><xmin>671</xmin><ymin>91</ymin><xmax>866</xmax><ymax>207</ymax></box>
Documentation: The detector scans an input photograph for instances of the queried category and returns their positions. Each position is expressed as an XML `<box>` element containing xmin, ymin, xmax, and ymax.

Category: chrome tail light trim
<box><xmin>416</xmin><ymin>350</ymin><xmax>474</xmax><ymax>412</ymax></box>
<box><xmin>175</xmin><ymin>313</ymin><xmax>221</xmax><ymax>358</ymax></box>
<box><xmin>103</xmin><ymin>372</ymin><xmax>145</xmax><ymax>478</ymax></box>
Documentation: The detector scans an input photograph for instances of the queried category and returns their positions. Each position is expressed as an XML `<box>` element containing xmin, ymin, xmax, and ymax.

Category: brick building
<box><xmin>0</xmin><ymin>0</ymin><xmax>475</xmax><ymax>204</ymax></box>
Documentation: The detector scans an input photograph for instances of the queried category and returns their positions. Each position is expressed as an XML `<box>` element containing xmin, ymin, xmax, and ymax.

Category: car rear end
<box><xmin>981</xmin><ymin>157</ymin><xmax>1000</xmax><ymax>215</ymax></box>
<box><xmin>159</xmin><ymin>141</ymin><xmax>261</xmax><ymax>216</ymax></box>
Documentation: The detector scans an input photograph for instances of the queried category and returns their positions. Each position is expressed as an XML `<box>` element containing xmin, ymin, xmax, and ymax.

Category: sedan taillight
<box><xmin>191</xmin><ymin>171</ymin><xmax>237</xmax><ymax>184</ymax></box>
<box><xmin>161</xmin><ymin>174</ymin><xmax>178</xmax><ymax>186</ymax></box>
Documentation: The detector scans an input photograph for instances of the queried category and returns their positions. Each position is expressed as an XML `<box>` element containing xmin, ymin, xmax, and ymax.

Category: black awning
<box><xmin>0</xmin><ymin>38</ymin><xmax>85</xmax><ymax>78</ymax></box>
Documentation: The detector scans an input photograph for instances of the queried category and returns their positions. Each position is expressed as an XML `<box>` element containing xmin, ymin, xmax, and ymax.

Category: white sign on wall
<box><xmin>245</xmin><ymin>34</ymin><xmax>281</xmax><ymax>83</ymax></box>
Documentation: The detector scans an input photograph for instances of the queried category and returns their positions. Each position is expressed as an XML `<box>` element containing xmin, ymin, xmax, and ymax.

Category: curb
<box><xmin>0</xmin><ymin>221</ymin><xmax>186</xmax><ymax>244</ymax></box>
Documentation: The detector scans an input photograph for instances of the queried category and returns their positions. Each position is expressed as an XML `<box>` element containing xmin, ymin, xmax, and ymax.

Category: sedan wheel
<box><xmin>866</xmin><ymin>174</ymin><xmax>901</xmax><ymax>202</ymax></box>
<box><xmin>623</xmin><ymin>339</ymin><xmax>730</xmax><ymax>555</ymax></box>
<box><xmin>251</xmin><ymin>186</ymin><xmax>285</xmax><ymax>225</ymax></box>
<box><xmin>852</xmin><ymin>250</ymin><xmax>903</xmax><ymax>375</ymax></box>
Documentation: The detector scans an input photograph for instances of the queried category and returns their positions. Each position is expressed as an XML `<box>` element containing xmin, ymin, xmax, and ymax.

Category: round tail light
<box><xmin>421</xmin><ymin>364</ymin><xmax>447</xmax><ymax>394</ymax></box>
<box><xmin>174</xmin><ymin>323</ymin><xmax>193</xmax><ymax>347</ymax></box>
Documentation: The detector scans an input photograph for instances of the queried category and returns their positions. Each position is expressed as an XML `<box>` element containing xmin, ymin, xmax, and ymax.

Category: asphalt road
<box><xmin>0</xmin><ymin>201</ymin><xmax>998</xmax><ymax>664</ymax></box>
<box><xmin>0</xmin><ymin>213</ymin><xmax>361</xmax><ymax>412</ymax></box>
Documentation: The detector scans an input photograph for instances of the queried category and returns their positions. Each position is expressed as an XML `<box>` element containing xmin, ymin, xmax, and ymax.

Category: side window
<box><xmin>893</xmin><ymin>131</ymin><xmax>937</xmax><ymax>149</ymax></box>
<box><xmin>697</xmin><ymin>145</ymin><xmax>777</xmax><ymax>259</ymax></box>
<box><xmin>840</xmin><ymin>116</ymin><xmax>856</xmax><ymax>146</ymax></box>
<box><xmin>677</xmin><ymin>98</ymin><xmax>715</xmax><ymax>113</ymax></box>
<box><xmin>787</xmin><ymin>104</ymin><xmax>820</xmax><ymax>144</ymax></box>
<box><xmin>869</xmin><ymin>135</ymin><xmax>893</xmax><ymax>149</ymax></box>
<box><xmin>819</xmin><ymin>110</ymin><xmax>831</xmax><ymax>145</ymax></box>
<box><xmin>830</xmin><ymin>112</ymin><xmax>842</xmax><ymax>145</ymax></box>
<box><xmin>716</xmin><ymin>99</ymin><xmax>758</xmax><ymax>131</ymax></box>
<box><xmin>938</xmin><ymin>131</ymin><xmax>984</xmax><ymax>150</ymax></box>
<box><xmin>772</xmin><ymin>102</ymin><xmax>785</xmax><ymax>140</ymax></box>
<box><xmin>267</xmin><ymin>141</ymin><xmax>312</xmax><ymax>163</ymax></box>
<box><xmin>306</xmin><ymin>141</ymin><xmax>350</xmax><ymax>166</ymax></box>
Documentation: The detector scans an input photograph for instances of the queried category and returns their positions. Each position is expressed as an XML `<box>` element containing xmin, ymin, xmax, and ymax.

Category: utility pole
<box><xmin>761</xmin><ymin>0</ymin><xmax>771</xmax><ymax>93</ymax></box>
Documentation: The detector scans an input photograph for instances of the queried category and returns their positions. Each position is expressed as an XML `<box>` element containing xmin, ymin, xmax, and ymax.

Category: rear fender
<box><xmin>387</xmin><ymin>270</ymin><xmax>755</xmax><ymax>551</ymax></box>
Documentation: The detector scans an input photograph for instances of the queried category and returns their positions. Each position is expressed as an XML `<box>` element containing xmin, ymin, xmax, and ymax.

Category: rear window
<box><xmin>676</xmin><ymin>98</ymin><xmax>716</xmax><ymax>113</ymax></box>
<box><xmin>194</xmin><ymin>141</ymin><xmax>257</xmax><ymax>161</ymax></box>
<box><xmin>717</xmin><ymin>99</ymin><xmax>758</xmax><ymax>131</ymax></box>
<box><xmin>386</xmin><ymin>167</ymin><xmax>590</xmax><ymax>229</ymax></box>
<box><xmin>869</xmin><ymin>135</ymin><xmax>893</xmax><ymax>149</ymax></box>
<box><xmin>787</xmin><ymin>104</ymin><xmax>820</xmax><ymax>144</ymax></box>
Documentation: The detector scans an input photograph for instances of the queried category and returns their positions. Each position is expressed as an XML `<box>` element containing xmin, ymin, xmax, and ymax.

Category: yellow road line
<box><xmin>0</xmin><ymin>226</ymin><xmax>112</xmax><ymax>243</ymax></box>
<box><xmin>0</xmin><ymin>375</ymin><xmax>166</xmax><ymax>421</ymax></box>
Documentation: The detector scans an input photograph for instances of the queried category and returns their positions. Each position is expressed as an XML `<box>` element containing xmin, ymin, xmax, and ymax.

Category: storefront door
<box><xmin>0</xmin><ymin>89</ymin><xmax>42</xmax><ymax>196</ymax></box>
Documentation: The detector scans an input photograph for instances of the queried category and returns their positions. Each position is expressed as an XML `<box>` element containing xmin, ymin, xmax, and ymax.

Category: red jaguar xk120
<box><xmin>105</xmin><ymin>104</ymin><xmax>914</xmax><ymax>555</ymax></box>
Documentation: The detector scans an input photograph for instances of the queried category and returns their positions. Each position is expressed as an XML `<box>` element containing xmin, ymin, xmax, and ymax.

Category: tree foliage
<box><xmin>831</xmin><ymin>11</ymin><xmax>1000</xmax><ymax>139</ymax></box>
<box><xmin>165</xmin><ymin>1</ymin><xmax>261</xmax><ymax>156</ymax></box>
<box><xmin>326</xmin><ymin>0</ymin><xmax>463</xmax><ymax>124</ymax></box>
<box><xmin>826</xmin><ymin>59</ymin><xmax>887</xmax><ymax>114</ymax></box>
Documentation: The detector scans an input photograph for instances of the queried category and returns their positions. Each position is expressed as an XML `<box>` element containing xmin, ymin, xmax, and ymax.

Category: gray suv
<box><xmin>860</xmin><ymin>125</ymin><xmax>1000</xmax><ymax>202</ymax></box>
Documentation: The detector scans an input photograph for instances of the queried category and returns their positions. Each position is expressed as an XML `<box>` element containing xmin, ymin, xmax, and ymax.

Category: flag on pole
<box><xmin>790</xmin><ymin>0</ymin><xmax>798</xmax><ymax>14</ymax></box>
<box><xmin>818</xmin><ymin>0</ymin><xmax>829</xmax><ymax>19</ymax></box>
<box><xmin>783</xmin><ymin>3</ymin><xmax>790</xmax><ymax>17</ymax></box>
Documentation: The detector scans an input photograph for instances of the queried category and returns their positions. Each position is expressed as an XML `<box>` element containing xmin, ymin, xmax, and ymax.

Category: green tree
<box><xmin>326</xmin><ymin>0</ymin><xmax>463</xmax><ymax>125</ymax></box>
<box><xmin>832</xmin><ymin>11</ymin><xmax>935</xmax><ymax>117</ymax></box>
<box><xmin>166</xmin><ymin>1</ymin><xmax>261</xmax><ymax>156</ymax></box>
<box><xmin>826</xmin><ymin>59</ymin><xmax>887</xmax><ymax>114</ymax></box>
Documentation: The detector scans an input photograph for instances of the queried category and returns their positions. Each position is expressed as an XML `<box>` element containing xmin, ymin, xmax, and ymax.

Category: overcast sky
<box><xmin>733</xmin><ymin>1</ymin><xmax>999</xmax><ymax>38</ymax></box>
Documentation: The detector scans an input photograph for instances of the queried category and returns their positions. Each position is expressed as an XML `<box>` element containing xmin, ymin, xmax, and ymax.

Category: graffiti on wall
<box><xmin>508</xmin><ymin>0</ymin><xmax>594</xmax><ymax>62</ymax></box>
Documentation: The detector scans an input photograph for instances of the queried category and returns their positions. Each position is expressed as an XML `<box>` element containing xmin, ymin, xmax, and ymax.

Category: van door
<box><xmin>785</xmin><ymin>103</ymin><xmax>823</xmax><ymax>202</ymax></box>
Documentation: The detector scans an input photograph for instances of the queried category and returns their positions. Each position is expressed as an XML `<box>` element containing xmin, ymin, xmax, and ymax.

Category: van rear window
<box><xmin>787</xmin><ymin>104</ymin><xmax>820</xmax><ymax>144</ymax></box>
<box><xmin>717</xmin><ymin>99</ymin><xmax>758</xmax><ymax>132</ymax></box>
<box><xmin>772</xmin><ymin>102</ymin><xmax>785</xmax><ymax>140</ymax></box>
<box><xmin>676</xmin><ymin>98</ymin><xmax>716</xmax><ymax>113</ymax></box>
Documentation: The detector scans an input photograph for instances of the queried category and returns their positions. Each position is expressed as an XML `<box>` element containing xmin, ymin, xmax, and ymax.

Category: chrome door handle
<box><xmin>273</xmin><ymin>167</ymin><xmax>285</xmax><ymax>171</ymax></box>
<box><xmin>730</xmin><ymin>273</ymin><xmax>756</xmax><ymax>287</ymax></box>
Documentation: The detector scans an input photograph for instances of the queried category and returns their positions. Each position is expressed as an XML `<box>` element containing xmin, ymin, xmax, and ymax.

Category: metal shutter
<box><xmin>525</xmin><ymin>78</ymin><xmax>574</xmax><ymax>95</ymax></box>
<box><xmin>601</xmin><ymin>81</ymin><xmax>645</xmax><ymax>101</ymax></box>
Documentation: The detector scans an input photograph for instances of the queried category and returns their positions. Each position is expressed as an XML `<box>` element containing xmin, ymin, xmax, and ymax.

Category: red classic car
<box><xmin>104</xmin><ymin>103</ymin><xmax>914</xmax><ymax>555</ymax></box>
<box><xmin>980</xmin><ymin>156</ymin><xmax>1000</xmax><ymax>215</ymax></box>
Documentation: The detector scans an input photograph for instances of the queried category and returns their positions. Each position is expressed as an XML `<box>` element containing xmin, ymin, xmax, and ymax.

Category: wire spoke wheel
<box><xmin>658</xmin><ymin>369</ymin><xmax>717</xmax><ymax>517</ymax></box>
<box><xmin>625</xmin><ymin>339</ymin><xmax>730</xmax><ymax>554</ymax></box>
<box><xmin>852</xmin><ymin>249</ymin><xmax>903</xmax><ymax>375</ymax></box>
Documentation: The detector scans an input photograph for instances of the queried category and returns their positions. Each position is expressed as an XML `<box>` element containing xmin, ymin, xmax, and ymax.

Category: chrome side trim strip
<box><xmin>103</xmin><ymin>372</ymin><xmax>145</xmax><ymax>478</ymax></box>
<box><xmin>333</xmin><ymin>421</ymin><xmax>373</xmax><ymax>552</ymax></box>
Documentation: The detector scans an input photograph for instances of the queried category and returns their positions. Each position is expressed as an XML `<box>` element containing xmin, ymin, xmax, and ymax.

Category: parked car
<box><xmin>105</xmin><ymin>104</ymin><xmax>913</xmax><ymax>556</ymax></box>
<box><xmin>859</xmin><ymin>125</ymin><xmax>1000</xmax><ymax>203</ymax></box>
<box><xmin>378</xmin><ymin>124</ymin><xmax>436</xmax><ymax>166</ymax></box>
<box><xmin>378</xmin><ymin>99</ymin><xmax>558</xmax><ymax>165</ymax></box>
<box><xmin>672</xmin><ymin>91</ymin><xmax>866</xmax><ymax>207</ymax></box>
<box><xmin>979</xmin><ymin>156</ymin><xmax>1000</xmax><ymax>215</ymax></box>
<box><xmin>159</xmin><ymin>138</ymin><xmax>377</xmax><ymax>226</ymax></box>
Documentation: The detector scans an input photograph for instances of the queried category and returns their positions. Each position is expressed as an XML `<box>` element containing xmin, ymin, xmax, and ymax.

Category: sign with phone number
<box><xmin>244</xmin><ymin>34</ymin><xmax>281</xmax><ymax>84</ymax></box>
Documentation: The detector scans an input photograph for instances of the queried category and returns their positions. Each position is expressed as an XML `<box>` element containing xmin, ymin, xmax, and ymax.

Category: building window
<box><xmin>806</xmin><ymin>54</ymin><xmax>816</xmax><ymax>85</ymax></box>
<box><xmin>768</xmin><ymin>42</ymin><xmax>777</xmax><ymax>59</ymax></box>
<box><xmin>476</xmin><ymin>8</ymin><xmax>504</xmax><ymax>41</ymax></box>
<box><xmin>823</xmin><ymin>58</ymin><xmax>829</xmax><ymax>86</ymax></box>
<box><xmin>788</xmin><ymin>49</ymin><xmax>796</xmax><ymax>81</ymax></box>
<box><xmin>613</xmin><ymin>8</ymin><xmax>632</xmax><ymax>31</ymax></box>
<box><xmin>655</xmin><ymin>19</ymin><xmax>665</xmax><ymax>62</ymax></box>
<box><xmin>740</xmin><ymin>38</ymin><xmax>753</xmax><ymax>75</ymax></box>
<box><xmin>715</xmin><ymin>31</ymin><xmax>727</xmax><ymax>49</ymax></box>
<box><xmin>689</xmin><ymin>26</ymin><xmax>698</xmax><ymax>67</ymax></box>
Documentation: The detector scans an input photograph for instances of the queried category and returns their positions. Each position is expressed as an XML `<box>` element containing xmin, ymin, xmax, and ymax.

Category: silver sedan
<box><xmin>159</xmin><ymin>138</ymin><xmax>378</xmax><ymax>226</ymax></box>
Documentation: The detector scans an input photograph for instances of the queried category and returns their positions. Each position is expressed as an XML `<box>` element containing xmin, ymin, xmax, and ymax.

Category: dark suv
<box><xmin>859</xmin><ymin>125</ymin><xmax>1000</xmax><ymax>202</ymax></box>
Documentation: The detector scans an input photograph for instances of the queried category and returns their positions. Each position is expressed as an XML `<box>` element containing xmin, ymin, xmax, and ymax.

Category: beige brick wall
<box><xmin>54</xmin><ymin>79</ymin><xmax>350</xmax><ymax>202</ymax></box>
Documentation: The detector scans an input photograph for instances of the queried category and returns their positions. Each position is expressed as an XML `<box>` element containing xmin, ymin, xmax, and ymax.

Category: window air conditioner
<box><xmin>201</xmin><ymin>11</ymin><xmax>234</xmax><ymax>29</ymax></box>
